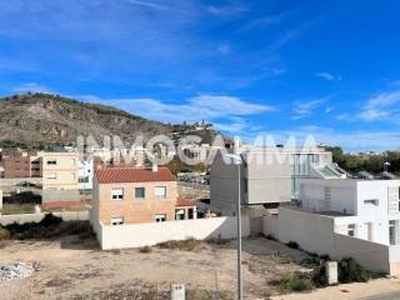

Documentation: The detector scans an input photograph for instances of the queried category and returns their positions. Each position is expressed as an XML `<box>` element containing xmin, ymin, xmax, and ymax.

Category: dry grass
<box><xmin>0</xmin><ymin>227</ymin><xmax>10</xmax><ymax>240</ymax></box>
<box><xmin>156</xmin><ymin>238</ymin><xmax>202</xmax><ymax>251</ymax></box>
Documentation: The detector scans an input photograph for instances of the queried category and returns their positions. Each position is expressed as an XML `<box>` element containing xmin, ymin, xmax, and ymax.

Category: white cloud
<box><xmin>11</xmin><ymin>82</ymin><xmax>55</xmax><ymax>94</ymax></box>
<box><xmin>217</xmin><ymin>43</ymin><xmax>230</xmax><ymax>55</ymax></box>
<box><xmin>126</xmin><ymin>0</ymin><xmax>172</xmax><ymax>11</ymax></box>
<box><xmin>292</xmin><ymin>97</ymin><xmax>331</xmax><ymax>120</ymax></box>
<box><xmin>315</xmin><ymin>72</ymin><xmax>341</xmax><ymax>81</ymax></box>
<box><xmin>78</xmin><ymin>94</ymin><xmax>275</xmax><ymax>132</ymax></box>
<box><xmin>270</xmin><ymin>126</ymin><xmax>400</xmax><ymax>152</ymax></box>
<box><xmin>358</xmin><ymin>91</ymin><xmax>400</xmax><ymax>121</ymax></box>
<box><xmin>206</xmin><ymin>5</ymin><xmax>248</xmax><ymax>16</ymax></box>
<box><xmin>239</xmin><ymin>14</ymin><xmax>283</xmax><ymax>32</ymax></box>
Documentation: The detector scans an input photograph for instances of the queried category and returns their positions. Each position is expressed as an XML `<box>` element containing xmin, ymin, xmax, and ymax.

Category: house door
<box><xmin>188</xmin><ymin>208</ymin><xmax>194</xmax><ymax>219</ymax></box>
<box><xmin>365</xmin><ymin>222</ymin><xmax>373</xmax><ymax>241</ymax></box>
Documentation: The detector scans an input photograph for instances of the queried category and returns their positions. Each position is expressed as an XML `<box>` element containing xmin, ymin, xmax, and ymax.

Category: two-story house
<box><xmin>92</xmin><ymin>165</ymin><xmax>196</xmax><ymax>226</ymax></box>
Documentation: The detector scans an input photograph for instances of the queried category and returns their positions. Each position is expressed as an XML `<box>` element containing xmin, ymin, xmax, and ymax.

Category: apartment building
<box><xmin>41</xmin><ymin>152</ymin><xmax>79</xmax><ymax>206</ymax></box>
<box><xmin>210</xmin><ymin>146</ymin><xmax>339</xmax><ymax>215</ymax></box>
<box><xmin>0</xmin><ymin>148</ymin><xmax>42</xmax><ymax>178</ymax></box>
<box><xmin>78</xmin><ymin>159</ymin><xmax>94</xmax><ymax>190</ymax></box>
<box><xmin>92</xmin><ymin>166</ymin><xmax>196</xmax><ymax>226</ymax></box>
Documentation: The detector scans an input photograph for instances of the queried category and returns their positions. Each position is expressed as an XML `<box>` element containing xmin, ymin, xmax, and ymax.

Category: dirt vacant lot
<box><xmin>0</xmin><ymin>236</ymin><xmax>311</xmax><ymax>300</ymax></box>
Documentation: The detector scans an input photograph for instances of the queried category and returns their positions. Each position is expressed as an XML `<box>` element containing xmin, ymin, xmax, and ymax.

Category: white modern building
<box><xmin>210</xmin><ymin>146</ymin><xmax>343</xmax><ymax>215</ymax></box>
<box><xmin>78</xmin><ymin>159</ymin><xmax>94</xmax><ymax>190</ymax></box>
<box><xmin>265</xmin><ymin>179</ymin><xmax>400</xmax><ymax>274</ymax></box>
<box><xmin>299</xmin><ymin>179</ymin><xmax>400</xmax><ymax>245</ymax></box>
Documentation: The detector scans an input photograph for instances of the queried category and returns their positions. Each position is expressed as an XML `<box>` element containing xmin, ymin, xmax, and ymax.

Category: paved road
<box><xmin>361</xmin><ymin>292</ymin><xmax>400</xmax><ymax>300</ymax></box>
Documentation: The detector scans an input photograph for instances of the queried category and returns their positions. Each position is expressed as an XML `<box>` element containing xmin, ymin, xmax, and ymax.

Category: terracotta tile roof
<box><xmin>176</xmin><ymin>197</ymin><xmax>196</xmax><ymax>207</ymax></box>
<box><xmin>95</xmin><ymin>167</ymin><xmax>176</xmax><ymax>184</ymax></box>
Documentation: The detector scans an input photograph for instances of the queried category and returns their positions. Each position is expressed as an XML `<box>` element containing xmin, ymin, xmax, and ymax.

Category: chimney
<box><xmin>152</xmin><ymin>164</ymin><xmax>158</xmax><ymax>172</ymax></box>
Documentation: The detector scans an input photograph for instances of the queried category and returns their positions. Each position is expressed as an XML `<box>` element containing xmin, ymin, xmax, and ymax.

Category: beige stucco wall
<box><xmin>42</xmin><ymin>152</ymin><xmax>78</xmax><ymax>190</ymax></box>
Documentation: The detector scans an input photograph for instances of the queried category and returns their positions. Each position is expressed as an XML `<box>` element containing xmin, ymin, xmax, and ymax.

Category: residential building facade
<box><xmin>41</xmin><ymin>151</ymin><xmax>80</xmax><ymax>206</ymax></box>
<box><xmin>0</xmin><ymin>148</ymin><xmax>42</xmax><ymax>178</ymax></box>
<box><xmin>266</xmin><ymin>178</ymin><xmax>400</xmax><ymax>274</ymax></box>
<box><xmin>92</xmin><ymin>166</ymin><xmax>196</xmax><ymax>226</ymax></box>
<box><xmin>299</xmin><ymin>179</ymin><xmax>400</xmax><ymax>245</ymax></box>
<box><xmin>78</xmin><ymin>159</ymin><xmax>94</xmax><ymax>190</ymax></box>
<box><xmin>210</xmin><ymin>146</ymin><xmax>339</xmax><ymax>215</ymax></box>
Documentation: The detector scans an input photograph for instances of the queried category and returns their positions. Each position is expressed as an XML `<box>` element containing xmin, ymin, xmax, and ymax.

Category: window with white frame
<box><xmin>45</xmin><ymin>173</ymin><xmax>57</xmax><ymax>180</ymax></box>
<box><xmin>155</xmin><ymin>186</ymin><xmax>167</xmax><ymax>199</ymax></box>
<box><xmin>347</xmin><ymin>224</ymin><xmax>356</xmax><ymax>237</ymax></box>
<box><xmin>111</xmin><ymin>188</ymin><xmax>124</xmax><ymax>200</ymax></box>
<box><xmin>111</xmin><ymin>217</ymin><xmax>124</xmax><ymax>226</ymax></box>
<box><xmin>155</xmin><ymin>214</ymin><xmax>166</xmax><ymax>222</ymax></box>
<box><xmin>47</xmin><ymin>159</ymin><xmax>57</xmax><ymax>165</ymax></box>
<box><xmin>135</xmin><ymin>187</ymin><xmax>145</xmax><ymax>199</ymax></box>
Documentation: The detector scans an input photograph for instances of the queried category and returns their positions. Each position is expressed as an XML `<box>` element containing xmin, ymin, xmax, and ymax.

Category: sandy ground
<box><xmin>0</xmin><ymin>236</ymin><xmax>310</xmax><ymax>300</ymax></box>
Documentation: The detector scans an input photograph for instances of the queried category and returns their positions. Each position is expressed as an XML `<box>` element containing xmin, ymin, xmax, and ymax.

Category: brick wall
<box><xmin>97</xmin><ymin>180</ymin><xmax>178</xmax><ymax>225</ymax></box>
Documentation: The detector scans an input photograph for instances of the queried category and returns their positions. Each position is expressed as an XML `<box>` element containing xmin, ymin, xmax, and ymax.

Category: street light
<box><xmin>224</xmin><ymin>153</ymin><xmax>243</xmax><ymax>300</ymax></box>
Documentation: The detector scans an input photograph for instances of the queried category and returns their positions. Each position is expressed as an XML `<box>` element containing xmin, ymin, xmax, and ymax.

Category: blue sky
<box><xmin>1</xmin><ymin>0</ymin><xmax>400</xmax><ymax>151</ymax></box>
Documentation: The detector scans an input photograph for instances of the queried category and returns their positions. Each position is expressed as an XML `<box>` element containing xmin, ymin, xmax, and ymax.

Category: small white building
<box><xmin>78</xmin><ymin>160</ymin><xmax>94</xmax><ymax>190</ymax></box>
<box><xmin>300</xmin><ymin>179</ymin><xmax>400</xmax><ymax>245</ymax></box>
<box><xmin>265</xmin><ymin>178</ymin><xmax>400</xmax><ymax>274</ymax></box>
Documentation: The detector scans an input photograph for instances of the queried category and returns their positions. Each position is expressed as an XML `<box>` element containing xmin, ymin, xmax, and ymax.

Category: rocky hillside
<box><xmin>0</xmin><ymin>93</ymin><xmax>220</xmax><ymax>148</ymax></box>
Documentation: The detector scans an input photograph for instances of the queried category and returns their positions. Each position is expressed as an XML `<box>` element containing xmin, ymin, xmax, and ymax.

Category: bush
<box><xmin>4</xmin><ymin>215</ymin><xmax>94</xmax><ymax>241</ymax></box>
<box><xmin>0</xmin><ymin>228</ymin><xmax>10</xmax><ymax>240</ymax></box>
<box><xmin>39</xmin><ymin>213</ymin><xmax>62</xmax><ymax>227</ymax></box>
<box><xmin>279</xmin><ymin>273</ymin><xmax>314</xmax><ymax>292</ymax></box>
<box><xmin>139</xmin><ymin>246</ymin><xmax>152</xmax><ymax>253</ymax></box>
<box><xmin>4</xmin><ymin>191</ymin><xmax>41</xmax><ymax>205</ymax></box>
<box><xmin>338</xmin><ymin>257</ymin><xmax>370</xmax><ymax>283</ymax></box>
<box><xmin>286</xmin><ymin>241</ymin><xmax>300</xmax><ymax>249</ymax></box>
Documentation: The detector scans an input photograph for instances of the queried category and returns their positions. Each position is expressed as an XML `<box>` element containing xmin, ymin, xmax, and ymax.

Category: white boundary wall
<box><xmin>0</xmin><ymin>211</ymin><xmax>89</xmax><ymax>225</ymax></box>
<box><xmin>93</xmin><ymin>216</ymin><xmax>250</xmax><ymax>250</ymax></box>
<box><xmin>264</xmin><ymin>207</ymin><xmax>394</xmax><ymax>274</ymax></box>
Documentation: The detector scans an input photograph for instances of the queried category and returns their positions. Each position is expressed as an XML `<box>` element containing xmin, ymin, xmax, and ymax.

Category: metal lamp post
<box><xmin>225</xmin><ymin>154</ymin><xmax>243</xmax><ymax>300</ymax></box>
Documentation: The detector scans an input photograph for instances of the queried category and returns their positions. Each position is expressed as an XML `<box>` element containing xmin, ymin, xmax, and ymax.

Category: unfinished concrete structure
<box><xmin>210</xmin><ymin>146</ymin><xmax>339</xmax><ymax>215</ymax></box>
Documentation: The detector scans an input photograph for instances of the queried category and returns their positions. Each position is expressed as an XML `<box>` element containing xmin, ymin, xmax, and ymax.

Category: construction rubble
<box><xmin>0</xmin><ymin>262</ymin><xmax>35</xmax><ymax>282</ymax></box>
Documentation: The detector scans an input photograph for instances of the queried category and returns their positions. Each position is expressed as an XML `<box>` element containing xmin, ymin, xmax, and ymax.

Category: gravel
<box><xmin>0</xmin><ymin>263</ymin><xmax>34</xmax><ymax>282</ymax></box>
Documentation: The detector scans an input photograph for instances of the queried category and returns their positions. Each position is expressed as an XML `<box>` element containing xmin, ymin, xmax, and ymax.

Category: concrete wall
<box><xmin>263</xmin><ymin>214</ymin><xmax>279</xmax><ymax>238</ymax></box>
<box><xmin>333</xmin><ymin>233</ymin><xmax>390</xmax><ymax>273</ymax></box>
<box><xmin>0</xmin><ymin>177</ymin><xmax>42</xmax><ymax>187</ymax></box>
<box><xmin>271</xmin><ymin>207</ymin><xmax>392</xmax><ymax>273</ymax></box>
<box><xmin>42</xmin><ymin>189</ymin><xmax>80</xmax><ymax>204</ymax></box>
<box><xmin>0</xmin><ymin>210</ymin><xmax>89</xmax><ymax>225</ymax></box>
<box><xmin>95</xmin><ymin>215</ymin><xmax>250</xmax><ymax>250</ymax></box>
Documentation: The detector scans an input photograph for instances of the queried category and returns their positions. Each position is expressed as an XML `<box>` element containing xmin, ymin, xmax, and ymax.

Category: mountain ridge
<box><xmin>0</xmin><ymin>93</ymin><xmax>220</xmax><ymax>149</ymax></box>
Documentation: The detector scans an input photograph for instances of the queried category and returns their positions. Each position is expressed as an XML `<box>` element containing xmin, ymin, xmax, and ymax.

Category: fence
<box><xmin>0</xmin><ymin>210</ymin><xmax>89</xmax><ymax>225</ymax></box>
<box><xmin>94</xmin><ymin>215</ymin><xmax>250</xmax><ymax>250</ymax></box>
